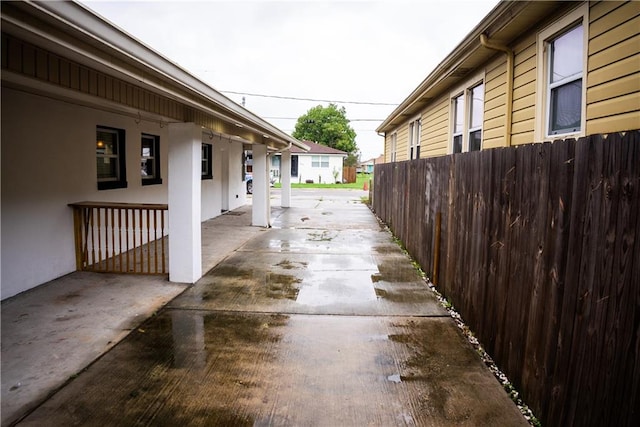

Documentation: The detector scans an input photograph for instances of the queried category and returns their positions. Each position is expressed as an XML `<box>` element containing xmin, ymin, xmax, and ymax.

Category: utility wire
<box><xmin>221</xmin><ymin>90</ymin><xmax>398</xmax><ymax>106</ymax></box>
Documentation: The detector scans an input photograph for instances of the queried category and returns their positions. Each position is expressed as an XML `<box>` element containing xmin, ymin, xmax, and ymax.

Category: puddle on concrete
<box><xmin>266</xmin><ymin>273</ymin><xmax>302</xmax><ymax>300</ymax></box>
<box><xmin>306</xmin><ymin>230</ymin><xmax>335</xmax><ymax>242</ymax></box>
<box><xmin>295</xmin><ymin>272</ymin><xmax>377</xmax><ymax>307</ymax></box>
<box><xmin>275</xmin><ymin>259</ymin><xmax>308</xmax><ymax>270</ymax></box>
<box><xmin>211</xmin><ymin>265</ymin><xmax>253</xmax><ymax>279</ymax></box>
<box><xmin>374</xmin><ymin>286</ymin><xmax>432</xmax><ymax>303</ymax></box>
<box><xmin>375</xmin><ymin>259</ymin><xmax>422</xmax><ymax>282</ymax></box>
<box><xmin>198</xmin><ymin>266</ymin><xmax>303</xmax><ymax>302</ymax></box>
<box><xmin>19</xmin><ymin>310</ymin><xmax>288</xmax><ymax>426</ymax></box>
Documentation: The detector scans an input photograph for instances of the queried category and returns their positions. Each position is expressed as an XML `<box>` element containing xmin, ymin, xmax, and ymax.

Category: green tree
<box><xmin>292</xmin><ymin>104</ymin><xmax>357</xmax><ymax>154</ymax></box>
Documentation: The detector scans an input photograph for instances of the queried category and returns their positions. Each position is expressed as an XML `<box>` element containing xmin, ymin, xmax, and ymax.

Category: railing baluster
<box><xmin>90</xmin><ymin>207</ymin><xmax>97</xmax><ymax>270</ymax></box>
<box><xmin>125</xmin><ymin>207</ymin><xmax>130</xmax><ymax>272</ymax></box>
<box><xmin>146</xmin><ymin>208</ymin><xmax>151</xmax><ymax>274</ymax></box>
<box><xmin>69</xmin><ymin>202</ymin><xmax>168</xmax><ymax>275</ymax></box>
<box><xmin>133</xmin><ymin>209</ymin><xmax>138</xmax><ymax>272</ymax></box>
<box><xmin>153</xmin><ymin>209</ymin><xmax>158</xmax><ymax>274</ymax></box>
<box><xmin>109</xmin><ymin>207</ymin><xmax>115</xmax><ymax>272</ymax></box>
<box><xmin>161</xmin><ymin>210</ymin><xmax>166</xmax><ymax>273</ymax></box>
<box><xmin>117</xmin><ymin>208</ymin><xmax>123</xmax><ymax>273</ymax></box>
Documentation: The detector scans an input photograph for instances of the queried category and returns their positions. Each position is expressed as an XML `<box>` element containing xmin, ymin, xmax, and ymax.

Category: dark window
<box><xmin>141</xmin><ymin>133</ymin><xmax>162</xmax><ymax>186</ymax></box>
<box><xmin>452</xmin><ymin>135</ymin><xmax>463</xmax><ymax>154</ymax></box>
<box><xmin>469</xmin><ymin>130</ymin><xmax>482</xmax><ymax>152</ymax></box>
<box><xmin>291</xmin><ymin>155</ymin><xmax>299</xmax><ymax>177</ymax></box>
<box><xmin>97</xmin><ymin>126</ymin><xmax>127</xmax><ymax>190</ymax></box>
<box><xmin>201</xmin><ymin>143</ymin><xmax>212</xmax><ymax>180</ymax></box>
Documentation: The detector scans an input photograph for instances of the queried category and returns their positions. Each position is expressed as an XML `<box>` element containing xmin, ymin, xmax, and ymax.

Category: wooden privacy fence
<box><xmin>69</xmin><ymin>201</ymin><xmax>168</xmax><ymax>274</ymax></box>
<box><xmin>343</xmin><ymin>166</ymin><xmax>356</xmax><ymax>183</ymax></box>
<box><xmin>372</xmin><ymin>131</ymin><xmax>639</xmax><ymax>427</ymax></box>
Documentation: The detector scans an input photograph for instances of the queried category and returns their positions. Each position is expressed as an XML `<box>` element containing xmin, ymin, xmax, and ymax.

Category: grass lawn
<box><xmin>273</xmin><ymin>173</ymin><xmax>372</xmax><ymax>190</ymax></box>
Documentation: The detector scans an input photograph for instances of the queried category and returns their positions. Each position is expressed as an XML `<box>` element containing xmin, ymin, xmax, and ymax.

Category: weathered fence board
<box><xmin>372</xmin><ymin>131</ymin><xmax>640</xmax><ymax>427</ymax></box>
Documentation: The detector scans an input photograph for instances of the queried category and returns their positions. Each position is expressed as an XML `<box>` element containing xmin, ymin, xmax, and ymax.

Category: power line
<box><xmin>220</xmin><ymin>90</ymin><xmax>398</xmax><ymax>106</ymax></box>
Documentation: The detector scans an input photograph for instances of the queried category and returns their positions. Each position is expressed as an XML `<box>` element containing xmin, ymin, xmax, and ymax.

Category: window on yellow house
<box><xmin>536</xmin><ymin>4</ymin><xmax>587</xmax><ymax>140</ymax></box>
<box><xmin>451</xmin><ymin>81</ymin><xmax>484</xmax><ymax>154</ymax></box>
<box><xmin>409</xmin><ymin>118</ymin><xmax>421</xmax><ymax>160</ymax></box>
<box><xmin>390</xmin><ymin>132</ymin><xmax>397</xmax><ymax>162</ymax></box>
<box><xmin>547</xmin><ymin>25</ymin><xmax>583</xmax><ymax>136</ymax></box>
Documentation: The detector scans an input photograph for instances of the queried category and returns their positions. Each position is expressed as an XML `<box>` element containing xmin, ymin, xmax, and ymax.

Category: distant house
<box><xmin>287</xmin><ymin>141</ymin><xmax>348</xmax><ymax>184</ymax></box>
<box><xmin>358</xmin><ymin>155</ymin><xmax>383</xmax><ymax>173</ymax></box>
<box><xmin>1</xmin><ymin>1</ymin><xmax>307</xmax><ymax>299</ymax></box>
<box><xmin>377</xmin><ymin>1</ymin><xmax>640</xmax><ymax>161</ymax></box>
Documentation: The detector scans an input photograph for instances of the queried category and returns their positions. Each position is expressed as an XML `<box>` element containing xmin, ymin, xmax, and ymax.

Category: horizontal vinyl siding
<box><xmin>483</xmin><ymin>55</ymin><xmax>507</xmax><ymax>149</ymax></box>
<box><xmin>384</xmin><ymin>134</ymin><xmax>392</xmax><ymax>162</ymax></box>
<box><xmin>511</xmin><ymin>34</ymin><xmax>536</xmax><ymax>145</ymax></box>
<box><xmin>586</xmin><ymin>0</ymin><xmax>640</xmax><ymax>134</ymax></box>
<box><xmin>395</xmin><ymin>124</ymin><xmax>410</xmax><ymax>162</ymax></box>
<box><xmin>422</xmin><ymin>96</ymin><xmax>450</xmax><ymax>156</ymax></box>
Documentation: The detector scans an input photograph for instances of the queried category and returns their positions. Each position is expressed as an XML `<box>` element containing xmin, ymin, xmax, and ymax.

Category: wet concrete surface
<box><xmin>14</xmin><ymin>189</ymin><xmax>527</xmax><ymax>426</ymax></box>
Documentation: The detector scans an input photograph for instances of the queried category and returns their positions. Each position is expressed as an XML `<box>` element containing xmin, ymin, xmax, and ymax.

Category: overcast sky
<box><xmin>81</xmin><ymin>0</ymin><xmax>500</xmax><ymax>159</ymax></box>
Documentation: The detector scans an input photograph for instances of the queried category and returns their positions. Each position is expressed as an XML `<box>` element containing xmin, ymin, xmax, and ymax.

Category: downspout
<box><xmin>480</xmin><ymin>33</ymin><xmax>514</xmax><ymax>147</ymax></box>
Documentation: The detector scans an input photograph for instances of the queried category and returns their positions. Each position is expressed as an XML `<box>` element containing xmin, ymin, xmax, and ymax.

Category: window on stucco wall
<box><xmin>96</xmin><ymin>126</ymin><xmax>127</xmax><ymax>190</ymax></box>
<box><xmin>312</xmin><ymin>155</ymin><xmax>329</xmax><ymax>168</ymax></box>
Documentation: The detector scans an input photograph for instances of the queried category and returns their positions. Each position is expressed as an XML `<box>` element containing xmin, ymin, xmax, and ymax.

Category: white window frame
<box><xmin>452</xmin><ymin>94</ymin><xmax>465</xmax><ymax>154</ymax></box>
<box><xmin>141</xmin><ymin>133</ymin><xmax>162</xmax><ymax>185</ymax></box>
<box><xmin>449</xmin><ymin>72</ymin><xmax>485</xmax><ymax>154</ymax></box>
<box><xmin>390</xmin><ymin>132</ymin><xmax>397</xmax><ymax>162</ymax></box>
<box><xmin>535</xmin><ymin>4</ymin><xmax>588</xmax><ymax>141</ymax></box>
<box><xmin>408</xmin><ymin>116</ymin><xmax>421</xmax><ymax>160</ymax></box>
<box><xmin>312</xmin><ymin>155</ymin><xmax>329</xmax><ymax>168</ymax></box>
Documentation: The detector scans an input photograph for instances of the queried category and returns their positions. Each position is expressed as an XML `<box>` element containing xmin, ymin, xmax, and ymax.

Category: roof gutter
<box><xmin>479</xmin><ymin>33</ymin><xmax>513</xmax><ymax>147</ymax></box>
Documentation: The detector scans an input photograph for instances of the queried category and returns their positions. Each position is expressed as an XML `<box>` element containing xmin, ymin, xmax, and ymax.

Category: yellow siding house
<box><xmin>378</xmin><ymin>1</ymin><xmax>640</xmax><ymax>162</ymax></box>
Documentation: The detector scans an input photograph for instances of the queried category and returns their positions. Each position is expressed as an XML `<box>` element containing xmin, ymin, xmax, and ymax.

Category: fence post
<box><xmin>433</xmin><ymin>211</ymin><xmax>442</xmax><ymax>286</ymax></box>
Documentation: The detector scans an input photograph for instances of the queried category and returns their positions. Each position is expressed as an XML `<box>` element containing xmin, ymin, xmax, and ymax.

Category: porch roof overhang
<box><xmin>376</xmin><ymin>0</ymin><xmax>567</xmax><ymax>134</ymax></box>
<box><xmin>1</xmin><ymin>1</ymin><xmax>309</xmax><ymax>153</ymax></box>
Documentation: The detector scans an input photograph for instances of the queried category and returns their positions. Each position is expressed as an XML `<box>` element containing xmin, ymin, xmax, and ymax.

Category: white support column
<box><xmin>251</xmin><ymin>144</ymin><xmax>270</xmax><ymax>227</ymax></box>
<box><xmin>281</xmin><ymin>149</ymin><xmax>291</xmax><ymax>208</ymax></box>
<box><xmin>168</xmin><ymin>123</ymin><xmax>202</xmax><ymax>283</ymax></box>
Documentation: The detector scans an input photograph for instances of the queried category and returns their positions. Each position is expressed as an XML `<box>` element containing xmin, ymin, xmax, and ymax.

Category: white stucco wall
<box><xmin>0</xmin><ymin>88</ymin><xmax>230</xmax><ymax>299</ymax></box>
<box><xmin>202</xmin><ymin>136</ymin><xmax>223</xmax><ymax>221</ymax></box>
<box><xmin>226</xmin><ymin>141</ymin><xmax>247</xmax><ymax>212</ymax></box>
<box><xmin>294</xmin><ymin>154</ymin><xmax>345</xmax><ymax>184</ymax></box>
<box><xmin>1</xmin><ymin>88</ymin><xmax>171</xmax><ymax>299</ymax></box>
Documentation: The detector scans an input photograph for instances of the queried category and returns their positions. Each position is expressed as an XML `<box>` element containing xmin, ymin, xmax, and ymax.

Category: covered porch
<box><xmin>0</xmin><ymin>201</ymin><xmax>280</xmax><ymax>425</ymax></box>
<box><xmin>1</xmin><ymin>1</ymin><xmax>307</xmax><ymax>300</ymax></box>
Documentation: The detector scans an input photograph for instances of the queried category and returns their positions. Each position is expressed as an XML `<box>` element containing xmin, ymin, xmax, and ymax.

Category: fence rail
<box><xmin>372</xmin><ymin>131</ymin><xmax>640</xmax><ymax>427</ymax></box>
<box><xmin>69</xmin><ymin>201</ymin><xmax>168</xmax><ymax>275</ymax></box>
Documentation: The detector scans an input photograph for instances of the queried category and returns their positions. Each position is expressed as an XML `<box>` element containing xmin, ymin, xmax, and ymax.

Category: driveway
<box><xmin>14</xmin><ymin>189</ymin><xmax>527</xmax><ymax>426</ymax></box>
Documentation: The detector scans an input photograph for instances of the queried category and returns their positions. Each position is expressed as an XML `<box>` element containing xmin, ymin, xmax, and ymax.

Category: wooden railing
<box><xmin>69</xmin><ymin>202</ymin><xmax>168</xmax><ymax>275</ymax></box>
